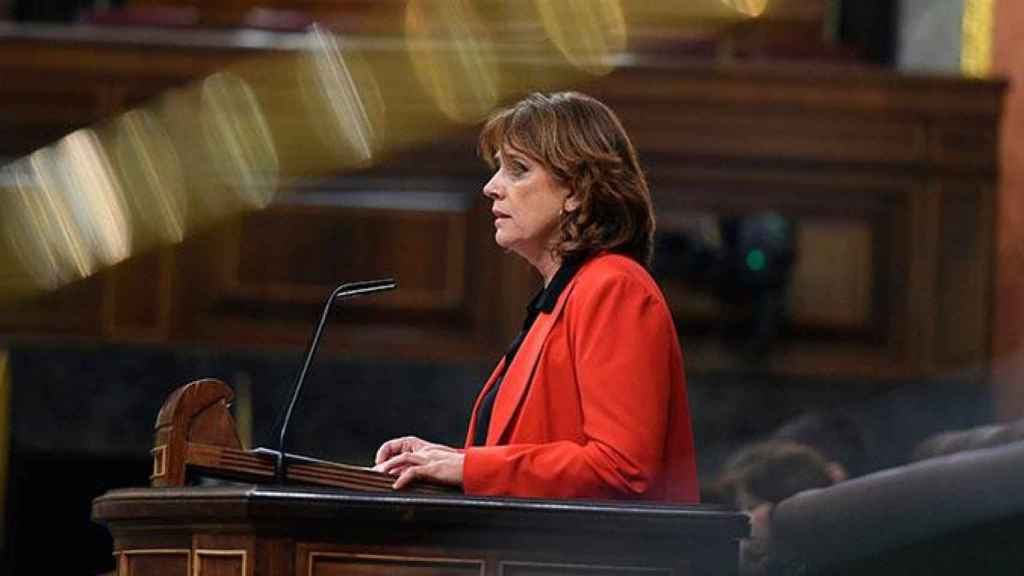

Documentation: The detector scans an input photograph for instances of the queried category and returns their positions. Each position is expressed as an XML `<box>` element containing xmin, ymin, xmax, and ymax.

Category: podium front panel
<box><xmin>93</xmin><ymin>485</ymin><xmax>748</xmax><ymax>576</ymax></box>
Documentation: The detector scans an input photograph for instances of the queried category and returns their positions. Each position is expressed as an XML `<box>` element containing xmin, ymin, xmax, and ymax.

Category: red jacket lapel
<box><xmin>486</xmin><ymin>279</ymin><xmax>577</xmax><ymax>445</ymax></box>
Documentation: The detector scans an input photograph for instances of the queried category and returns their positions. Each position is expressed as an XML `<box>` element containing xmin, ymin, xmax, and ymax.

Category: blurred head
<box><xmin>772</xmin><ymin>410</ymin><xmax>866</xmax><ymax>480</ymax></box>
<box><xmin>718</xmin><ymin>440</ymin><xmax>836</xmax><ymax>511</ymax></box>
<box><xmin>479</xmin><ymin>92</ymin><xmax>655</xmax><ymax>268</ymax></box>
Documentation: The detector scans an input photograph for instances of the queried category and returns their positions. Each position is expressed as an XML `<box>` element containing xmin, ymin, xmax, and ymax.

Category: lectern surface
<box><xmin>94</xmin><ymin>484</ymin><xmax>747</xmax><ymax>576</ymax></box>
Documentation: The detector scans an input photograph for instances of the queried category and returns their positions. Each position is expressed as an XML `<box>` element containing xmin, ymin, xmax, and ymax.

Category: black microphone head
<box><xmin>331</xmin><ymin>278</ymin><xmax>397</xmax><ymax>300</ymax></box>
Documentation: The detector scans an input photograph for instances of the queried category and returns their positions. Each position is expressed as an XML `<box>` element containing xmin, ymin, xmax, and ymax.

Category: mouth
<box><xmin>492</xmin><ymin>209</ymin><xmax>510</xmax><ymax>220</ymax></box>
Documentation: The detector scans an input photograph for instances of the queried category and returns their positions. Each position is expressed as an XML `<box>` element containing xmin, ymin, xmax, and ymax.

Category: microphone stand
<box><xmin>274</xmin><ymin>278</ymin><xmax>397</xmax><ymax>484</ymax></box>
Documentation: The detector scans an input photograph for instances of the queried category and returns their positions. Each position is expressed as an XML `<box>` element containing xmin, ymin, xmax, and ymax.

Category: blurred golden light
<box><xmin>55</xmin><ymin>129</ymin><xmax>132</xmax><ymax>267</ymax></box>
<box><xmin>152</xmin><ymin>87</ymin><xmax>231</xmax><ymax>233</ymax></box>
<box><xmin>1</xmin><ymin>164</ymin><xmax>61</xmax><ymax>290</ymax></box>
<box><xmin>0</xmin><ymin>186</ymin><xmax>39</xmax><ymax>301</ymax></box>
<box><xmin>962</xmin><ymin>0</ymin><xmax>994</xmax><ymax>77</ymax></box>
<box><xmin>200</xmin><ymin>71</ymin><xmax>280</xmax><ymax>210</ymax></box>
<box><xmin>536</xmin><ymin>0</ymin><xmax>627</xmax><ymax>76</ymax></box>
<box><xmin>301</xmin><ymin>25</ymin><xmax>386</xmax><ymax>167</ymax></box>
<box><xmin>620</xmin><ymin>0</ymin><xmax>770</xmax><ymax>25</ymax></box>
<box><xmin>110</xmin><ymin>109</ymin><xmax>188</xmax><ymax>245</ymax></box>
<box><xmin>5</xmin><ymin>153</ymin><xmax>95</xmax><ymax>287</ymax></box>
<box><xmin>405</xmin><ymin>0</ymin><xmax>500</xmax><ymax>123</ymax></box>
<box><xmin>721</xmin><ymin>0</ymin><xmax>768</xmax><ymax>18</ymax></box>
<box><xmin>0</xmin><ymin>0</ymin><xmax>779</xmax><ymax>303</ymax></box>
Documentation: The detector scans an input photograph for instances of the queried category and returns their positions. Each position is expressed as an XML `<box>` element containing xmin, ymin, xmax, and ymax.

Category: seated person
<box><xmin>715</xmin><ymin>440</ymin><xmax>837</xmax><ymax>576</ymax></box>
<box><xmin>717</xmin><ymin>440</ymin><xmax>836</xmax><ymax>511</ymax></box>
<box><xmin>772</xmin><ymin>409</ymin><xmax>867</xmax><ymax>481</ymax></box>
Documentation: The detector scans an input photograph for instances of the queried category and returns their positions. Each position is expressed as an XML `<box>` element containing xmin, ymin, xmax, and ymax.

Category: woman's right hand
<box><xmin>373</xmin><ymin>436</ymin><xmax>456</xmax><ymax>467</ymax></box>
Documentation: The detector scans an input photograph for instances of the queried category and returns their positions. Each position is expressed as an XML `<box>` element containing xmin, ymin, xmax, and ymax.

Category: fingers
<box><xmin>374</xmin><ymin>451</ymin><xmax>428</xmax><ymax>490</ymax></box>
<box><xmin>374</xmin><ymin>436</ymin><xmax>459</xmax><ymax>466</ymax></box>
<box><xmin>374</xmin><ymin>436</ymin><xmax>421</xmax><ymax>465</ymax></box>
<box><xmin>380</xmin><ymin>450</ymin><xmax>464</xmax><ymax>490</ymax></box>
<box><xmin>374</xmin><ymin>450</ymin><xmax>424</xmax><ymax>475</ymax></box>
<box><xmin>372</xmin><ymin>437</ymin><xmax>464</xmax><ymax>490</ymax></box>
<box><xmin>393</xmin><ymin>465</ymin><xmax>423</xmax><ymax>491</ymax></box>
<box><xmin>374</xmin><ymin>440</ymin><xmax>397</xmax><ymax>466</ymax></box>
<box><xmin>373</xmin><ymin>437</ymin><xmax>405</xmax><ymax>465</ymax></box>
<box><xmin>391</xmin><ymin>460</ymin><xmax>449</xmax><ymax>490</ymax></box>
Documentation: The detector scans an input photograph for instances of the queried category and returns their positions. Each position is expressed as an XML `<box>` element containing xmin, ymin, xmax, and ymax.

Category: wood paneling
<box><xmin>935</xmin><ymin>182</ymin><xmax>994</xmax><ymax>367</ymax></box>
<box><xmin>194</xmin><ymin>550</ymin><xmax>247</xmax><ymax>576</ymax></box>
<box><xmin>230</xmin><ymin>204</ymin><xmax>467</xmax><ymax>311</ymax></box>
<box><xmin>305</xmin><ymin>552</ymin><xmax>483</xmax><ymax>576</ymax></box>
<box><xmin>500</xmin><ymin>561</ymin><xmax>674</xmax><ymax>576</ymax></box>
<box><xmin>120</xmin><ymin>549</ymin><xmax>190</xmax><ymax>576</ymax></box>
<box><xmin>0</xmin><ymin>274</ymin><xmax>107</xmax><ymax>336</ymax></box>
<box><xmin>0</xmin><ymin>26</ymin><xmax>1004</xmax><ymax>378</ymax></box>
<box><xmin>789</xmin><ymin>220</ymin><xmax>874</xmax><ymax>330</ymax></box>
<box><xmin>173</xmin><ymin>189</ymin><xmax>512</xmax><ymax>360</ymax></box>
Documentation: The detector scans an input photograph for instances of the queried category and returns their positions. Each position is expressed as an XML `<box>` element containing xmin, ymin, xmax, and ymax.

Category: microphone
<box><xmin>272</xmin><ymin>278</ymin><xmax>397</xmax><ymax>483</ymax></box>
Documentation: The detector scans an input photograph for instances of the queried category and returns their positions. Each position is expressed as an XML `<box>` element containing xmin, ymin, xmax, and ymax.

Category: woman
<box><xmin>375</xmin><ymin>92</ymin><xmax>698</xmax><ymax>502</ymax></box>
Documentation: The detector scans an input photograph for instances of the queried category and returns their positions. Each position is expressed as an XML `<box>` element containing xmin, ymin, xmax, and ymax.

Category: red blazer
<box><xmin>463</xmin><ymin>254</ymin><xmax>699</xmax><ymax>502</ymax></box>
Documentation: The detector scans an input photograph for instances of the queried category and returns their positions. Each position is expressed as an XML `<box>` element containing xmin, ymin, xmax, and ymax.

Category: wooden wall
<box><xmin>0</xmin><ymin>25</ymin><xmax>1005</xmax><ymax>380</ymax></box>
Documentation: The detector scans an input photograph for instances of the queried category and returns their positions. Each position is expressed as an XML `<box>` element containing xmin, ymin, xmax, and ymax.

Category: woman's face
<box><xmin>482</xmin><ymin>146</ymin><xmax>573</xmax><ymax>265</ymax></box>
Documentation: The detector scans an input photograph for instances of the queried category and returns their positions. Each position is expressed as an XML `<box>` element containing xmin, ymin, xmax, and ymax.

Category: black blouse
<box><xmin>472</xmin><ymin>258</ymin><xmax>584</xmax><ymax>446</ymax></box>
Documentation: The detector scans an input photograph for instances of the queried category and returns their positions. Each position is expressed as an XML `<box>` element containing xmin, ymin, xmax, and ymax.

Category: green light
<box><xmin>746</xmin><ymin>249</ymin><xmax>766</xmax><ymax>272</ymax></box>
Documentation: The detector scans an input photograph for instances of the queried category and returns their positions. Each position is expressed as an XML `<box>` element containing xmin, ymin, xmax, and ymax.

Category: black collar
<box><xmin>528</xmin><ymin>258</ymin><xmax>584</xmax><ymax>316</ymax></box>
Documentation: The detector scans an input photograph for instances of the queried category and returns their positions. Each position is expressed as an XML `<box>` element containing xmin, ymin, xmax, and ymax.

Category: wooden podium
<box><xmin>148</xmin><ymin>379</ymin><xmax>452</xmax><ymax>493</ymax></box>
<box><xmin>93</xmin><ymin>485</ymin><xmax>748</xmax><ymax>576</ymax></box>
<box><xmin>92</xmin><ymin>380</ymin><xmax>748</xmax><ymax>575</ymax></box>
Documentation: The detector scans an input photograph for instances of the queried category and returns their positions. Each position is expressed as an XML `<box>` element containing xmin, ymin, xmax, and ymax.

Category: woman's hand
<box><xmin>373</xmin><ymin>436</ymin><xmax>463</xmax><ymax>490</ymax></box>
<box><xmin>374</xmin><ymin>435</ymin><xmax>454</xmax><ymax>465</ymax></box>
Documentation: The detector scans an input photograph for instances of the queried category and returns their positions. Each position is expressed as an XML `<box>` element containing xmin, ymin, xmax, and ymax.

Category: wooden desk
<box><xmin>93</xmin><ymin>485</ymin><xmax>748</xmax><ymax>576</ymax></box>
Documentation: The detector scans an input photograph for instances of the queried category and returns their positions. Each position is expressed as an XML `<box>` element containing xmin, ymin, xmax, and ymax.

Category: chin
<box><xmin>495</xmin><ymin>237</ymin><xmax>528</xmax><ymax>260</ymax></box>
<box><xmin>494</xmin><ymin>231</ymin><xmax>514</xmax><ymax>250</ymax></box>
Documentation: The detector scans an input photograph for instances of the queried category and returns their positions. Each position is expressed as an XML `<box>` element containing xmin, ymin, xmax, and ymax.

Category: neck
<box><xmin>532</xmin><ymin>250</ymin><xmax>562</xmax><ymax>287</ymax></box>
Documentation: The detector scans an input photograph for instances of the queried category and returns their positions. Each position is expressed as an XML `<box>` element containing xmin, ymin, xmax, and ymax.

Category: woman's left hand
<box><xmin>374</xmin><ymin>446</ymin><xmax>465</xmax><ymax>490</ymax></box>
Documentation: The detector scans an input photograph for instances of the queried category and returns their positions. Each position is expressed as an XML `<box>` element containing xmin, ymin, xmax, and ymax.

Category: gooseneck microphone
<box><xmin>273</xmin><ymin>278</ymin><xmax>397</xmax><ymax>483</ymax></box>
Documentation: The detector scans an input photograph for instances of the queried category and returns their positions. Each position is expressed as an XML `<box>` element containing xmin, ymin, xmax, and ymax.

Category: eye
<box><xmin>507</xmin><ymin>160</ymin><xmax>528</xmax><ymax>177</ymax></box>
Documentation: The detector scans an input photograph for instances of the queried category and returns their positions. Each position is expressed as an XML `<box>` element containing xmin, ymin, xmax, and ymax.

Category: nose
<box><xmin>482</xmin><ymin>171</ymin><xmax>502</xmax><ymax>200</ymax></box>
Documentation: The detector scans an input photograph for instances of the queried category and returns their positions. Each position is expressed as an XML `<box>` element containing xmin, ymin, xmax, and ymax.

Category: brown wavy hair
<box><xmin>478</xmin><ymin>92</ymin><xmax>655</xmax><ymax>266</ymax></box>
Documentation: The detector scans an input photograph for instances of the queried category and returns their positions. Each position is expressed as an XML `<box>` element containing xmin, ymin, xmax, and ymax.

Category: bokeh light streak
<box><xmin>55</xmin><ymin>129</ymin><xmax>132</xmax><ymax>268</ymax></box>
<box><xmin>200</xmin><ymin>71</ymin><xmax>280</xmax><ymax>210</ymax></box>
<box><xmin>405</xmin><ymin>0</ymin><xmax>500</xmax><ymax>124</ymax></box>
<box><xmin>110</xmin><ymin>109</ymin><xmax>188</xmax><ymax>246</ymax></box>
<box><xmin>2</xmin><ymin>163</ymin><xmax>68</xmax><ymax>290</ymax></box>
<box><xmin>10</xmin><ymin>152</ymin><xmax>95</xmax><ymax>286</ymax></box>
<box><xmin>302</xmin><ymin>24</ymin><xmax>383</xmax><ymax>167</ymax></box>
<box><xmin>620</xmin><ymin>1</ymin><xmax>769</xmax><ymax>26</ymax></box>
<box><xmin>723</xmin><ymin>0</ymin><xmax>769</xmax><ymax>18</ymax></box>
<box><xmin>0</xmin><ymin>2</ymin><xmax>768</xmax><ymax>303</ymax></box>
<box><xmin>536</xmin><ymin>0</ymin><xmax>627</xmax><ymax>76</ymax></box>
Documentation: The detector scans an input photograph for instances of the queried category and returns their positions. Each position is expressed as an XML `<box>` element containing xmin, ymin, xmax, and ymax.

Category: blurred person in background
<box><xmin>716</xmin><ymin>440</ymin><xmax>836</xmax><ymax>512</ymax></box>
<box><xmin>715</xmin><ymin>440</ymin><xmax>838</xmax><ymax>576</ymax></box>
<box><xmin>772</xmin><ymin>409</ymin><xmax>867</xmax><ymax>481</ymax></box>
<box><xmin>373</xmin><ymin>92</ymin><xmax>699</xmax><ymax>503</ymax></box>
